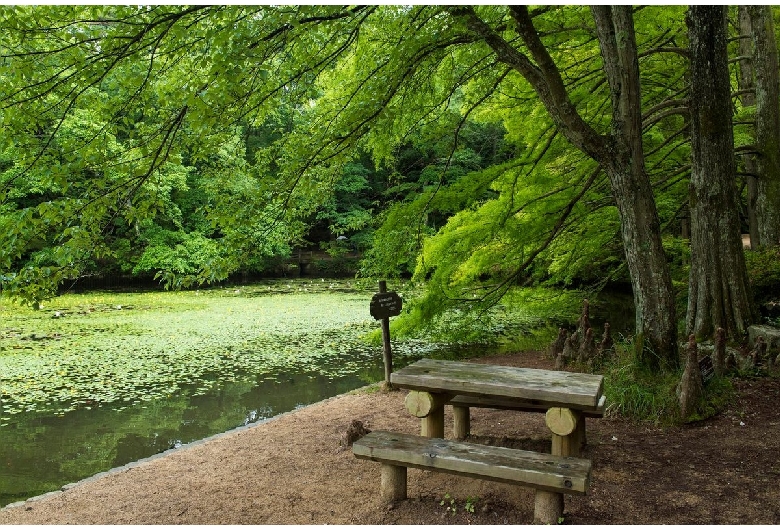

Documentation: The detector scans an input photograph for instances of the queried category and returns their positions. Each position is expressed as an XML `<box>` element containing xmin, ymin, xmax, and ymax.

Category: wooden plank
<box><xmin>452</xmin><ymin>405</ymin><xmax>470</xmax><ymax>440</ymax></box>
<box><xmin>391</xmin><ymin>359</ymin><xmax>603</xmax><ymax>408</ymax></box>
<box><xmin>449</xmin><ymin>394</ymin><xmax>607</xmax><ymax>417</ymax></box>
<box><xmin>353</xmin><ymin>430</ymin><xmax>590</xmax><ymax>495</ymax></box>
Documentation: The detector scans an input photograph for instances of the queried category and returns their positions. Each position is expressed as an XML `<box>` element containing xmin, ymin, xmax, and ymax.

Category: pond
<box><xmin>0</xmin><ymin>280</ymin><xmax>634</xmax><ymax>507</ymax></box>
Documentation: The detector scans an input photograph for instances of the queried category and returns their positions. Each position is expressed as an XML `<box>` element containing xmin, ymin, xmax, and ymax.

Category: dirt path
<box><xmin>1</xmin><ymin>351</ymin><xmax>778</xmax><ymax>525</ymax></box>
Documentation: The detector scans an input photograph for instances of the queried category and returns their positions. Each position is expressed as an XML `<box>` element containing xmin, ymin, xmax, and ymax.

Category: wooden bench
<box><xmin>393</xmin><ymin>359</ymin><xmax>604</xmax><ymax>442</ymax></box>
<box><xmin>353</xmin><ymin>430</ymin><xmax>591</xmax><ymax>524</ymax></box>
<box><xmin>447</xmin><ymin>393</ymin><xmax>607</xmax><ymax>441</ymax></box>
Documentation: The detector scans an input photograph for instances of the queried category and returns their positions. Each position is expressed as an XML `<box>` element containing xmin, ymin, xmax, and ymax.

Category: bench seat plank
<box><xmin>353</xmin><ymin>430</ymin><xmax>590</xmax><ymax>495</ymax></box>
<box><xmin>390</xmin><ymin>358</ymin><xmax>603</xmax><ymax>408</ymax></box>
<box><xmin>449</xmin><ymin>394</ymin><xmax>607</xmax><ymax>417</ymax></box>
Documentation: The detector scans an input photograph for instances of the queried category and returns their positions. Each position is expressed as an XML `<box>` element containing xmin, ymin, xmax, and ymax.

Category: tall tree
<box><xmin>1</xmin><ymin>5</ymin><xmax>686</xmax><ymax>367</ymax></box>
<box><xmin>2</xmin><ymin>5</ymin><xmax>763</xmax><ymax>365</ymax></box>
<box><xmin>686</xmin><ymin>5</ymin><xmax>755</xmax><ymax>339</ymax></box>
<box><xmin>448</xmin><ymin>6</ymin><xmax>677</xmax><ymax>368</ymax></box>
<box><xmin>747</xmin><ymin>5</ymin><xmax>780</xmax><ymax>248</ymax></box>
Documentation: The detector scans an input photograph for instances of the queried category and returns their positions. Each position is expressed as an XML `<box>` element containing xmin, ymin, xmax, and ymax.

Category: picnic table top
<box><xmin>390</xmin><ymin>358</ymin><xmax>604</xmax><ymax>409</ymax></box>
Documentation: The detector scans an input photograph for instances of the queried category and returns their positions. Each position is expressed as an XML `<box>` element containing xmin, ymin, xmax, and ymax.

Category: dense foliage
<box><xmin>1</xmin><ymin>6</ymin><xmax>778</xmax><ymax>358</ymax></box>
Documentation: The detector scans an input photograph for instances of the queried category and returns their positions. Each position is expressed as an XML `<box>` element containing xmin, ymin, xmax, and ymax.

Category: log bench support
<box><xmin>452</xmin><ymin>405</ymin><xmax>470</xmax><ymax>439</ymax></box>
<box><xmin>448</xmin><ymin>394</ymin><xmax>606</xmax><ymax>445</ymax></box>
<box><xmin>404</xmin><ymin>390</ymin><xmax>451</xmax><ymax>438</ymax></box>
<box><xmin>353</xmin><ymin>430</ymin><xmax>591</xmax><ymax>524</ymax></box>
<box><xmin>536</xmin><ymin>406</ymin><xmax>584</xmax><ymax>521</ymax></box>
<box><xmin>380</xmin><ymin>464</ymin><xmax>407</xmax><ymax>501</ymax></box>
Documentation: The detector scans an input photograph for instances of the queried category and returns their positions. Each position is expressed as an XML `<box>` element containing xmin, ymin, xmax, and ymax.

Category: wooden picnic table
<box><xmin>384</xmin><ymin>358</ymin><xmax>604</xmax><ymax>522</ymax></box>
<box><xmin>390</xmin><ymin>358</ymin><xmax>604</xmax><ymax>456</ymax></box>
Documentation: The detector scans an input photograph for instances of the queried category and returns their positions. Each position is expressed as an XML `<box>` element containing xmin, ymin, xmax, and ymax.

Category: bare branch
<box><xmin>638</xmin><ymin>46</ymin><xmax>689</xmax><ymax>59</ymax></box>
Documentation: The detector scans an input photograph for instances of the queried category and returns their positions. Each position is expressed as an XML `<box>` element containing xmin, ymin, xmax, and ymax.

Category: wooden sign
<box><xmin>370</xmin><ymin>291</ymin><xmax>402</xmax><ymax>320</ymax></box>
<box><xmin>698</xmin><ymin>355</ymin><xmax>714</xmax><ymax>384</ymax></box>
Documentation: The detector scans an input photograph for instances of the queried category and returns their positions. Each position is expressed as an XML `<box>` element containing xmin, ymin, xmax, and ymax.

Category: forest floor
<box><xmin>0</xmin><ymin>350</ymin><xmax>778</xmax><ymax>525</ymax></box>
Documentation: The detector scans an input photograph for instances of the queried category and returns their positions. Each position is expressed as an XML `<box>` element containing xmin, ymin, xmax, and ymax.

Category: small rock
<box><xmin>748</xmin><ymin>324</ymin><xmax>780</xmax><ymax>350</ymax></box>
<box><xmin>340</xmin><ymin>419</ymin><xmax>371</xmax><ymax>449</ymax></box>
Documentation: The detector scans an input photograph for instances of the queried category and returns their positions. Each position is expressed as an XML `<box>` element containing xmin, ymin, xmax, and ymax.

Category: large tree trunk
<box><xmin>603</xmin><ymin>159</ymin><xmax>678</xmax><ymax>368</ymax></box>
<box><xmin>748</xmin><ymin>5</ymin><xmax>780</xmax><ymax>247</ymax></box>
<box><xmin>686</xmin><ymin>6</ymin><xmax>755</xmax><ymax>340</ymax></box>
<box><xmin>592</xmin><ymin>6</ymin><xmax>678</xmax><ymax>369</ymax></box>
<box><xmin>450</xmin><ymin>5</ymin><xmax>679</xmax><ymax>369</ymax></box>
<box><xmin>737</xmin><ymin>6</ymin><xmax>760</xmax><ymax>249</ymax></box>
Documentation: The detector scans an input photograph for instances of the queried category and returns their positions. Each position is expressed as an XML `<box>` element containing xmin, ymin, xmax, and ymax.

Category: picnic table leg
<box><xmin>421</xmin><ymin>406</ymin><xmax>445</xmax><ymax>438</ymax></box>
<box><xmin>452</xmin><ymin>405</ymin><xmax>470</xmax><ymax>439</ymax></box>
<box><xmin>405</xmin><ymin>390</ymin><xmax>447</xmax><ymax>438</ymax></box>
<box><xmin>576</xmin><ymin>415</ymin><xmax>587</xmax><ymax>450</ymax></box>
<box><xmin>380</xmin><ymin>464</ymin><xmax>407</xmax><ymax>502</ymax></box>
<box><xmin>535</xmin><ymin>407</ymin><xmax>582</xmax><ymax>524</ymax></box>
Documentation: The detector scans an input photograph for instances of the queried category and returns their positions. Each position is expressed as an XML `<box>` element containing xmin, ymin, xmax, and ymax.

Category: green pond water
<box><xmin>0</xmin><ymin>281</ymin><xmax>634</xmax><ymax>507</ymax></box>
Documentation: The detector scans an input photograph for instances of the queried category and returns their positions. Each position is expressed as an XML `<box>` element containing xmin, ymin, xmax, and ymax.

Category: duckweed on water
<box><xmin>0</xmin><ymin>281</ymin><xmax>390</xmax><ymax>419</ymax></box>
<box><xmin>0</xmin><ymin>281</ymin><xmax>610</xmax><ymax>422</ymax></box>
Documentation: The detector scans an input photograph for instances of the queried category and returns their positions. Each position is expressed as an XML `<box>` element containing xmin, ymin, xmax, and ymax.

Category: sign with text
<box><xmin>698</xmin><ymin>355</ymin><xmax>715</xmax><ymax>384</ymax></box>
<box><xmin>370</xmin><ymin>291</ymin><xmax>402</xmax><ymax>320</ymax></box>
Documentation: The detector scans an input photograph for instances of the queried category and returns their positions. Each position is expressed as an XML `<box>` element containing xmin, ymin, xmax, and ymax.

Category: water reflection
<box><xmin>0</xmin><ymin>363</ymin><xmax>384</xmax><ymax>507</ymax></box>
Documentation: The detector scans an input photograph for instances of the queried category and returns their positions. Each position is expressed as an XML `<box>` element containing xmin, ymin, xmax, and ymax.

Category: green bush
<box><xmin>662</xmin><ymin>236</ymin><xmax>691</xmax><ymax>320</ymax></box>
<box><xmin>745</xmin><ymin>246</ymin><xmax>780</xmax><ymax>294</ymax></box>
<box><xmin>308</xmin><ymin>256</ymin><xmax>360</xmax><ymax>277</ymax></box>
<box><xmin>600</xmin><ymin>338</ymin><xmax>735</xmax><ymax>425</ymax></box>
<box><xmin>133</xmin><ymin>230</ymin><xmax>221</xmax><ymax>278</ymax></box>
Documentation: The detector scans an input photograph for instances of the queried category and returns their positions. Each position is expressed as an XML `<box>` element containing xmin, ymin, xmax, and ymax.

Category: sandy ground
<box><xmin>1</xmin><ymin>350</ymin><xmax>778</xmax><ymax>525</ymax></box>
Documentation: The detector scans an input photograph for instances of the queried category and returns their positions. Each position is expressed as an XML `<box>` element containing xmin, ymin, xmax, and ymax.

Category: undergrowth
<box><xmin>598</xmin><ymin>338</ymin><xmax>736</xmax><ymax>425</ymax></box>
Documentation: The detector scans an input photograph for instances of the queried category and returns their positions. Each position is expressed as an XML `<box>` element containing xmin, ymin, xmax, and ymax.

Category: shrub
<box><xmin>745</xmin><ymin>246</ymin><xmax>780</xmax><ymax>294</ymax></box>
<box><xmin>600</xmin><ymin>337</ymin><xmax>735</xmax><ymax>425</ymax></box>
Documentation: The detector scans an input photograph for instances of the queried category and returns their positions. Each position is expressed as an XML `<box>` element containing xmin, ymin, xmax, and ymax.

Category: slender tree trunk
<box><xmin>749</xmin><ymin>5</ymin><xmax>780</xmax><ymax>247</ymax></box>
<box><xmin>450</xmin><ymin>5</ymin><xmax>679</xmax><ymax>369</ymax></box>
<box><xmin>686</xmin><ymin>6</ymin><xmax>755</xmax><ymax>340</ymax></box>
<box><xmin>737</xmin><ymin>6</ymin><xmax>760</xmax><ymax>249</ymax></box>
<box><xmin>592</xmin><ymin>6</ymin><xmax>678</xmax><ymax>369</ymax></box>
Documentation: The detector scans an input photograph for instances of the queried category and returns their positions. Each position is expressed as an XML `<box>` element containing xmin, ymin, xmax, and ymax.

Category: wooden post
<box><xmin>534</xmin><ymin>490</ymin><xmax>564</xmax><ymax>525</ymax></box>
<box><xmin>421</xmin><ymin>406</ymin><xmax>445</xmax><ymax>438</ymax></box>
<box><xmin>535</xmin><ymin>407</ymin><xmax>581</xmax><ymax>524</ymax></box>
<box><xmin>380</xmin><ymin>464</ymin><xmax>407</xmax><ymax>502</ymax></box>
<box><xmin>575</xmin><ymin>416</ymin><xmax>587</xmax><ymax>450</ymax></box>
<box><xmin>452</xmin><ymin>405</ymin><xmax>470</xmax><ymax>440</ymax></box>
<box><xmin>379</xmin><ymin>280</ymin><xmax>393</xmax><ymax>387</ymax></box>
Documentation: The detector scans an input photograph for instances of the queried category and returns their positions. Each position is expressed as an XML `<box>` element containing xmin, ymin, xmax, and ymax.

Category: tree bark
<box><xmin>450</xmin><ymin>5</ymin><xmax>679</xmax><ymax>369</ymax></box>
<box><xmin>678</xmin><ymin>335</ymin><xmax>702</xmax><ymax>419</ymax></box>
<box><xmin>748</xmin><ymin>5</ymin><xmax>780</xmax><ymax>247</ymax></box>
<box><xmin>592</xmin><ymin>6</ymin><xmax>678</xmax><ymax>369</ymax></box>
<box><xmin>737</xmin><ymin>6</ymin><xmax>760</xmax><ymax>249</ymax></box>
<box><xmin>686</xmin><ymin>6</ymin><xmax>755</xmax><ymax>340</ymax></box>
